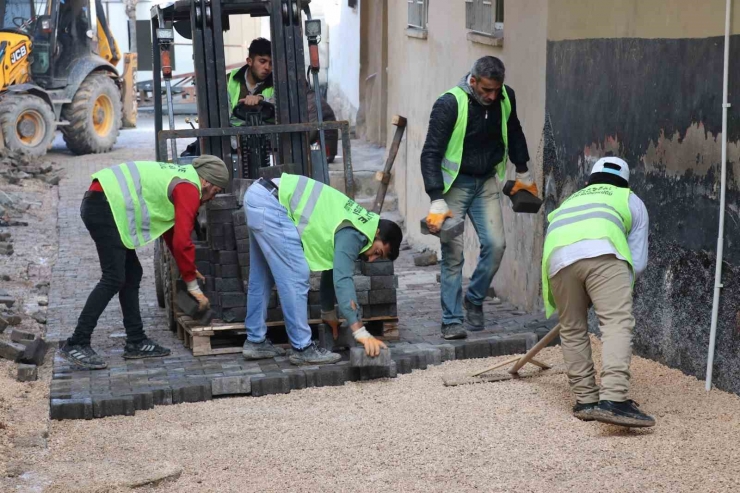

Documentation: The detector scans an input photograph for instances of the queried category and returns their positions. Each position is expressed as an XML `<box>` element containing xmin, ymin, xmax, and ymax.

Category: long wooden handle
<box><xmin>469</xmin><ymin>355</ymin><xmax>523</xmax><ymax>377</ymax></box>
<box><xmin>372</xmin><ymin>115</ymin><xmax>407</xmax><ymax>214</ymax></box>
<box><xmin>508</xmin><ymin>324</ymin><xmax>561</xmax><ymax>375</ymax></box>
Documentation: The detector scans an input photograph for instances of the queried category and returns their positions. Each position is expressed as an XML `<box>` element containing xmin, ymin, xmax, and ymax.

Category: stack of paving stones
<box><xmin>188</xmin><ymin>188</ymin><xmax>400</xmax><ymax>327</ymax></box>
<box><xmin>48</xmin><ymin>329</ymin><xmax>556</xmax><ymax>420</ymax></box>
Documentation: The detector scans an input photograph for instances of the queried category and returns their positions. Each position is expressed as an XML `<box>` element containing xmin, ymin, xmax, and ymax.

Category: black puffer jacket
<box><xmin>420</xmin><ymin>75</ymin><xmax>530</xmax><ymax>201</ymax></box>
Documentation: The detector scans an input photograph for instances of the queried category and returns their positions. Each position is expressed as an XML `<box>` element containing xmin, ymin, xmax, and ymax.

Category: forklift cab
<box><xmin>151</xmin><ymin>0</ymin><xmax>346</xmax><ymax>189</ymax></box>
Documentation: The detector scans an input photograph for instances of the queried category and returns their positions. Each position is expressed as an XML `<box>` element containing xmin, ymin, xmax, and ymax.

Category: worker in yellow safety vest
<box><xmin>240</xmin><ymin>175</ymin><xmax>403</xmax><ymax>366</ymax></box>
<box><xmin>227</xmin><ymin>37</ymin><xmax>275</xmax><ymax>118</ymax></box>
<box><xmin>58</xmin><ymin>156</ymin><xmax>230</xmax><ymax>370</ymax></box>
<box><xmin>542</xmin><ymin>157</ymin><xmax>654</xmax><ymax>428</ymax></box>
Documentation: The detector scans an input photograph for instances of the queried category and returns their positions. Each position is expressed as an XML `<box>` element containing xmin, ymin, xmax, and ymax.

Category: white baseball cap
<box><xmin>590</xmin><ymin>157</ymin><xmax>630</xmax><ymax>183</ymax></box>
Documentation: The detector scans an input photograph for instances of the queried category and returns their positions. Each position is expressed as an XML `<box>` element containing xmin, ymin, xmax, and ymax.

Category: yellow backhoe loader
<box><xmin>0</xmin><ymin>0</ymin><xmax>122</xmax><ymax>157</ymax></box>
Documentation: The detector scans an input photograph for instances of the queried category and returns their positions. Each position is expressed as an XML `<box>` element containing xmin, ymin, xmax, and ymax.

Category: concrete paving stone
<box><xmin>171</xmin><ymin>383</ymin><xmax>212</xmax><ymax>404</ymax></box>
<box><xmin>93</xmin><ymin>395</ymin><xmax>136</xmax><ymax>418</ymax></box>
<box><xmin>215</xmin><ymin>277</ymin><xmax>243</xmax><ymax>292</ymax></box>
<box><xmin>371</xmin><ymin>275</ymin><xmax>398</xmax><ymax>289</ymax></box>
<box><xmin>251</xmin><ymin>372</ymin><xmax>291</xmax><ymax>397</ymax></box>
<box><xmin>126</xmin><ymin>392</ymin><xmax>155</xmax><ymax>411</ymax></box>
<box><xmin>350</xmin><ymin>347</ymin><xmax>391</xmax><ymax>368</ymax></box>
<box><xmin>234</xmin><ymin>225</ymin><xmax>249</xmax><ymax>240</ymax></box>
<box><xmin>207</xmin><ymin>194</ymin><xmax>238</xmax><ymax>210</ymax></box>
<box><xmin>393</xmin><ymin>355</ymin><xmax>414</xmax><ymax>374</ymax></box>
<box><xmin>217</xmin><ymin>251</ymin><xmax>239</xmax><ymax>265</ymax></box>
<box><xmin>50</xmin><ymin>398</ymin><xmax>93</xmax><ymax>420</ymax></box>
<box><xmin>525</xmin><ymin>332</ymin><xmax>538</xmax><ymax>350</ymax></box>
<box><xmin>462</xmin><ymin>340</ymin><xmax>492</xmax><ymax>359</ymax></box>
<box><xmin>10</xmin><ymin>329</ymin><xmax>36</xmax><ymax>343</ymax></box>
<box><xmin>17</xmin><ymin>364</ymin><xmax>38</xmax><ymax>382</ymax></box>
<box><xmin>353</xmin><ymin>276</ymin><xmax>371</xmax><ymax>291</ymax></box>
<box><xmin>151</xmin><ymin>388</ymin><xmax>173</xmax><ymax>406</ymax></box>
<box><xmin>211</xmin><ymin>376</ymin><xmax>252</xmax><ymax>396</ymax></box>
<box><xmin>499</xmin><ymin>334</ymin><xmax>528</xmax><ymax>355</ymax></box>
<box><xmin>282</xmin><ymin>369</ymin><xmax>307</xmax><ymax>390</ymax></box>
<box><xmin>304</xmin><ymin>366</ymin><xmax>347</xmax><ymax>388</ymax></box>
<box><xmin>361</xmin><ymin>260</ymin><xmax>394</xmax><ymax>276</ymax></box>
<box><xmin>220</xmin><ymin>292</ymin><xmax>246</xmax><ymax>308</ymax></box>
<box><xmin>356</xmin><ymin>291</ymin><xmax>369</xmax><ymax>305</ymax></box>
<box><xmin>0</xmin><ymin>340</ymin><xmax>26</xmax><ymax>362</ymax></box>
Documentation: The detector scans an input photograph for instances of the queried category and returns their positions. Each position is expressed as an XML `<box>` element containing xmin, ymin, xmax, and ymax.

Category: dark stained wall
<box><xmin>544</xmin><ymin>36</ymin><xmax>740</xmax><ymax>393</ymax></box>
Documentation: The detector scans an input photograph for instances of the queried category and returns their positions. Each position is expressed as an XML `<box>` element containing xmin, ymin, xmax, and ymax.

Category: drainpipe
<box><xmin>705</xmin><ymin>0</ymin><xmax>732</xmax><ymax>391</ymax></box>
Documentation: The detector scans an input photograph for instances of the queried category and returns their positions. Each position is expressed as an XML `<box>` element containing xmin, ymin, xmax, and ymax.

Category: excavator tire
<box><xmin>61</xmin><ymin>72</ymin><xmax>122</xmax><ymax>155</ymax></box>
<box><xmin>0</xmin><ymin>94</ymin><xmax>56</xmax><ymax>157</ymax></box>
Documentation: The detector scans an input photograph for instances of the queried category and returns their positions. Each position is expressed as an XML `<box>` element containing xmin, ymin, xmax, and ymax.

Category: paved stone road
<box><xmin>45</xmin><ymin>117</ymin><xmax>558</xmax><ymax>419</ymax></box>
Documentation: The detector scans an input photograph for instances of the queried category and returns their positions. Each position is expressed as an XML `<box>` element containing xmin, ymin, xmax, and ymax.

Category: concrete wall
<box><xmin>357</xmin><ymin>0</ymin><xmax>387</xmax><ymax>143</ymax></box>
<box><xmin>322</xmin><ymin>0</ymin><xmax>360</xmax><ymax>125</ymax></box>
<box><xmin>545</xmin><ymin>0</ymin><xmax>740</xmax><ymax>393</ymax></box>
<box><xmin>382</xmin><ymin>0</ymin><xmax>548</xmax><ymax>309</ymax></box>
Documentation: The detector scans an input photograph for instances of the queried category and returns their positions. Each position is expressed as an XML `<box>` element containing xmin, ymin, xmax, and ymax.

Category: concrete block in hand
<box><xmin>350</xmin><ymin>347</ymin><xmax>391</xmax><ymax>368</ymax></box>
<box><xmin>17</xmin><ymin>363</ymin><xmax>37</xmax><ymax>382</ymax></box>
<box><xmin>419</xmin><ymin>216</ymin><xmax>465</xmax><ymax>242</ymax></box>
<box><xmin>174</xmin><ymin>289</ymin><xmax>214</xmax><ymax>325</ymax></box>
<box><xmin>207</xmin><ymin>194</ymin><xmax>238</xmax><ymax>210</ymax></box>
<box><xmin>20</xmin><ymin>338</ymin><xmax>49</xmax><ymax>366</ymax></box>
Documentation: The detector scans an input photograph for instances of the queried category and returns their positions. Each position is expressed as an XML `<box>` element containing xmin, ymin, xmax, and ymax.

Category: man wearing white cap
<box><xmin>541</xmin><ymin>156</ymin><xmax>654</xmax><ymax>428</ymax></box>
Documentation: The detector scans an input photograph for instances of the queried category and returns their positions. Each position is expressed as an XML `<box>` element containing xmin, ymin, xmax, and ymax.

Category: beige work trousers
<box><xmin>549</xmin><ymin>254</ymin><xmax>635</xmax><ymax>404</ymax></box>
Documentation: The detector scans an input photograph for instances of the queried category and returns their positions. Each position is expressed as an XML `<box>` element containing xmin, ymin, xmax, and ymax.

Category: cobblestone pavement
<box><xmin>45</xmin><ymin>117</ymin><xmax>557</xmax><ymax>419</ymax></box>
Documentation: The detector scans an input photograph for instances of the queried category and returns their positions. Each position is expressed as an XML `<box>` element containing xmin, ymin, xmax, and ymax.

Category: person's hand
<box><xmin>510</xmin><ymin>170</ymin><xmax>539</xmax><ymax>196</ymax></box>
<box><xmin>425</xmin><ymin>199</ymin><xmax>452</xmax><ymax>234</ymax></box>
<box><xmin>352</xmin><ymin>327</ymin><xmax>387</xmax><ymax>357</ymax></box>
<box><xmin>195</xmin><ymin>271</ymin><xmax>206</xmax><ymax>282</ymax></box>
<box><xmin>186</xmin><ymin>279</ymin><xmax>210</xmax><ymax>312</ymax></box>
<box><xmin>321</xmin><ymin>308</ymin><xmax>340</xmax><ymax>339</ymax></box>
<box><xmin>240</xmin><ymin>95</ymin><xmax>263</xmax><ymax>106</ymax></box>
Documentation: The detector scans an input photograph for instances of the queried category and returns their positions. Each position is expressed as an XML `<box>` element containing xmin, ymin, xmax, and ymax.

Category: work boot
<box><xmin>572</xmin><ymin>401</ymin><xmax>598</xmax><ymax>421</ymax></box>
<box><xmin>592</xmin><ymin>400</ymin><xmax>656</xmax><ymax>428</ymax></box>
<box><xmin>123</xmin><ymin>338</ymin><xmax>171</xmax><ymax>359</ymax></box>
<box><xmin>441</xmin><ymin>323</ymin><xmax>467</xmax><ymax>340</ymax></box>
<box><xmin>463</xmin><ymin>296</ymin><xmax>485</xmax><ymax>330</ymax></box>
<box><xmin>289</xmin><ymin>342</ymin><xmax>341</xmax><ymax>366</ymax></box>
<box><xmin>242</xmin><ymin>338</ymin><xmax>286</xmax><ymax>360</ymax></box>
<box><xmin>58</xmin><ymin>342</ymin><xmax>108</xmax><ymax>370</ymax></box>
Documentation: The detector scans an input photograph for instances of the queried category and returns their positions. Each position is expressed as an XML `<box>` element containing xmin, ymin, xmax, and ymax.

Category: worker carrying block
<box><xmin>241</xmin><ymin>175</ymin><xmax>403</xmax><ymax>366</ymax></box>
<box><xmin>58</xmin><ymin>156</ymin><xmax>231</xmax><ymax>370</ymax></box>
<box><xmin>542</xmin><ymin>157</ymin><xmax>654</xmax><ymax>428</ymax></box>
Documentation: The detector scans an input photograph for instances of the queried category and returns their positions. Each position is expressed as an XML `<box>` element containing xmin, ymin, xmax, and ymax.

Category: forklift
<box><xmin>150</xmin><ymin>0</ymin><xmax>357</xmax><ymax>338</ymax></box>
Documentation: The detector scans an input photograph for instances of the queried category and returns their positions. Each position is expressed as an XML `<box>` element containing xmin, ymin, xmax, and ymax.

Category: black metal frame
<box><xmin>151</xmin><ymin>0</ymin><xmax>320</xmax><ymax>183</ymax></box>
<box><xmin>157</xmin><ymin>120</ymin><xmax>355</xmax><ymax>199</ymax></box>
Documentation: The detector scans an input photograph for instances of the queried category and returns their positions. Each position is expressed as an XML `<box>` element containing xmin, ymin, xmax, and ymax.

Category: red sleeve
<box><xmin>166</xmin><ymin>182</ymin><xmax>201</xmax><ymax>282</ymax></box>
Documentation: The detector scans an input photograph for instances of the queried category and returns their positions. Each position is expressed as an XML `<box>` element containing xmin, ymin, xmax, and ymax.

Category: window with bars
<box><xmin>408</xmin><ymin>0</ymin><xmax>428</xmax><ymax>30</ymax></box>
<box><xmin>465</xmin><ymin>0</ymin><xmax>504</xmax><ymax>37</ymax></box>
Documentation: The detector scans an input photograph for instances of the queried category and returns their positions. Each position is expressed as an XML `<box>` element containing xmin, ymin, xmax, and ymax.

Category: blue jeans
<box><xmin>244</xmin><ymin>183</ymin><xmax>312</xmax><ymax>349</ymax></box>
<box><xmin>440</xmin><ymin>174</ymin><xmax>506</xmax><ymax>325</ymax></box>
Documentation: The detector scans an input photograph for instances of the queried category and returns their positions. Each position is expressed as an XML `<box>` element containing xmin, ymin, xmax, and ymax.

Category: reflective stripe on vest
<box><xmin>541</xmin><ymin>184</ymin><xmax>633</xmax><ymax>318</ymax></box>
<box><xmin>228</xmin><ymin>67</ymin><xmax>275</xmax><ymax>111</ymax></box>
<box><xmin>92</xmin><ymin>161</ymin><xmax>201</xmax><ymax>249</ymax></box>
<box><xmin>440</xmin><ymin>85</ymin><xmax>511</xmax><ymax>193</ymax></box>
<box><xmin>278</xmin><ymin>174</ymin><xmax>380</xmax><ymax>271</ymax></box>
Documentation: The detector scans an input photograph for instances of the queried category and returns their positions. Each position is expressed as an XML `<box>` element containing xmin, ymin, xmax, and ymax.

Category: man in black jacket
<box><xmin>421</xmin><ymin>56</ymin><xmax>537</xmax><ymax>340</ymax></box>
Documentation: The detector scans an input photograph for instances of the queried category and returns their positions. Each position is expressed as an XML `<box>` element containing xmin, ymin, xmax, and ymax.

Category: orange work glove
<box><xmin>186</xmin><ymin>279</ymin><xmax>211</xmax><ymax>312</ymax></box>
<box><xmin>321</xmin><ymin>308</ymin><xmax>340</xmax><ymax>339</ymax></box>
<box><xmin>425</xmin><ymin>199</ymin><xmax>453</xmax><ymax>233</ymax></box>
<box><xmin>509</xmin><ymin>171</ymin><xmax>539</xmax><ymax>197</ymax></box>
<box><xmin>352</xmin><ymin>327</ymin><xmax>387</xmax><ymax>357</ymax></box>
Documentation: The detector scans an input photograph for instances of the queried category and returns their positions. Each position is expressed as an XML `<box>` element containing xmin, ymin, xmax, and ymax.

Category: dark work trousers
<box><xmin>67</xmin><ymin>192</ymin><xmax>146</xmax><ymax>346</ymax></box>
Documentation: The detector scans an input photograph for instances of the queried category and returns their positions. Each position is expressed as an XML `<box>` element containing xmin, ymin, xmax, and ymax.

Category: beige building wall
<box><xmin>548</xmin><ymin>0</ymin><xmax>740</xmax><ymax>40</ymax></box>
<box><xmin>382</xmin><ymin>0</ymin><xmax>549</xmax><ymax>309</ymax></box>
<box><xmin>224</xmin><ymin>15</ymin><xmax>265</xmax><ymax>68</ymax></box>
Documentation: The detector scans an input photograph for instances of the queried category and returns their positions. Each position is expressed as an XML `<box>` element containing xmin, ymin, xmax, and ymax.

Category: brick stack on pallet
<box><xmin>175</xmin><ymin>183</ymin><xmax>400</xmax><ymax>355</ymax></box>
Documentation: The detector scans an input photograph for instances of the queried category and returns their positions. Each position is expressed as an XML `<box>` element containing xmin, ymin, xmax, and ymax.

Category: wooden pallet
<box><xmin>176</xmin><ymin>315</ymin><xmax>399</xmax><ymax>356</ymax></box>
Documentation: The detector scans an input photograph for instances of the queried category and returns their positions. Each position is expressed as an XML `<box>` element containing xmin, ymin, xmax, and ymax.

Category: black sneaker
<box><xmin>289</xmin><ymin>342</ymin><xmax>341</xmax><ymax>366</ymax></box>
<box><xmin>464</xmin><ymin>296</ymin><xmax>485</xmax><ymax>330</ymax></box>
<box><xmin>58</xmin><ymin>342</ymin><xmax>108</xmax><ymax>370</ymax></box>
<box><xmin>592</xmin><ymin>400</ymin><xmax>656</xmax><ymax>428</ymax></box>
<box><xmin>573</xmin><ymin>402</ymin><xmax>598</xmax><ymax>421</ymax></box>
<box><xmin>441</xmin><ymin>323</ymin><xmax>467</xmax><ymax>340</ymax></box>
<box><xmin>123</xmin><ymin>338</ymin><xmax>171</xmax><ymax>359</ymax></box>
<box><xmin>242</xmin><ymin>338</ymin><xmax>286</xmax><ymax>360</ymax></box>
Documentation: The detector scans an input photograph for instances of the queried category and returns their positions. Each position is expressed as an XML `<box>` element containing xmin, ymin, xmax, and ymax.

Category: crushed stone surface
<box><xmin>3</xmin><ymin>338</ymin><xmax>740</xmax><ymax>493</ymax></box>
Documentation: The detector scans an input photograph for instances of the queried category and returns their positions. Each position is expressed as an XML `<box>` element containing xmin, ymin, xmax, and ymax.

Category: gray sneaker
<box><xmin>289</xmin><ymin>342</ymin><xmax>341</xmax><ymax>366</ymax></box>
<box><xmin>58</xmin><ymin>342</ymin><xmax>108</xmax><ymax>370</ymax></box>
<box><xmin>441</xmin><ymin>323</ymin><xmax>467</xmax><ymax>340</ymax></box>
<box><xmin>242</xmin><ymin>338</ymin><xmax>286</xmax><ymax>360</ymax></box>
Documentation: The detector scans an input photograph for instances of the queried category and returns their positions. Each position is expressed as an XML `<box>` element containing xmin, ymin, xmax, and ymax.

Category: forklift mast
<box><xmin>151</xmin><ymin>0</ymin><xmax>313</xmax><ymax>180</ymax></box>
